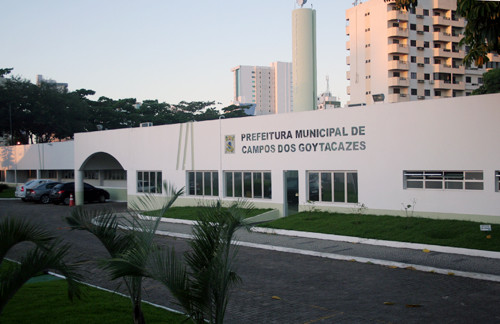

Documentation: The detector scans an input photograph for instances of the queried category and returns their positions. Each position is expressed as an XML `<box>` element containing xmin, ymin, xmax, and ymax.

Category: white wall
<box><xmin>71</xmin><ymin>94</ymin><xmax>500</xmax><ymax>221</ymax></box>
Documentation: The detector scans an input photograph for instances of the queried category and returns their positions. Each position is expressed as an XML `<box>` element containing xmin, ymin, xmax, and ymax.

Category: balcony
<box><xmin>388</xmin><ymin>76</ymin><xmax>409</xmax><ymax>87</ymax></box>
<box><xmin>388</xmin><ymin>60</ymin><xmax>409</xmax><ymax>70</ymax></box>
<box><xmin>433</xmin><ymin>47</ymin><xmax>464</xmax><ymax>59</ymax></box>
<box><xmin>388</xmin><ymin>93</ymin><xmax>410</xmax><ymax>103</ymax></box>
<box><xmin>346</xmin><ymin>40</ymin><xmax>350</xmax><ymax>50</ymax></box>
<box><xmin>433</xmin><ymin>0</ymin><xmax>456</xmax><ymax>11</ymax></box>
<box><xmin>387</xmin><ymin>27</ymin><xmax>408</xmax><ymax>38</ymax></box>
<box><xmin>388</xmin><ymin>43</ymin><xmax>409</xmax><ymax>54</ymax></box>
<box><xmin>433</xmin><ymin>63</ymin><xmax>454</xmax><ymax>73</ymax></box>
<box><xmin>433</xmin><ymin>31</ymin><xmax>452</xmax><ymax>42</ymax></box>
<box><xmin>346</xmin><ymin>25</ymin><xmax>350</xmax><ymax>36</ymax></box>
<box><xmin>346</xmin><ymin>71</ymin><xmax>350</xmax><ymax>80</ymax></box>
<box><xmin>346</xmin><ymin>86</ymin><xmax>351</xmax><ymax>95</ymax></box>
<box><xmin>434</xmin><ymin>80</ymin><xmax>465</xmax><ymax>90</ymax></box>
<box><xmin>387</xmin><ymin>10</ymin><xmax>408</xmax><ymax>21</ymax></box>
<box><xmin>433</xmin><ymin>15</ymin><xmax>451</xmax><ymax>26</ymax></box>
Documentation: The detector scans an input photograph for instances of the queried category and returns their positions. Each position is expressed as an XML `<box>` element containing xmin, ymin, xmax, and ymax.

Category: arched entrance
<box><xmin>75</xmin><ymin>152</ymin><xmax>127</xmax><ymax>205</ymax></box>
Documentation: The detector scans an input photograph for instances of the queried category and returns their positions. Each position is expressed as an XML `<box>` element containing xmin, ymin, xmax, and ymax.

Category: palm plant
<box><xmin>0</xmin><ymin>217</ymin><xmax>82</xmax><ymax>314</ymax></box>
<box><xmin>65</xmin><ymin>181</ymin><xmax>184</xmax><ymax>324</ymax></box>
<box><xmin>148</xmin><ymin>200</ymin><xmax>252</xmax><ymax>324</ymax></box>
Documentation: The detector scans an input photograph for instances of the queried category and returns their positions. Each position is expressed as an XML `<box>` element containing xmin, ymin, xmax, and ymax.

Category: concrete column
<box><xmin>37</xmin><ymin>169</ymin><xmax>42</xmax><ymax>179</ymax></box>
<box><xmin>292</xmin><ymin>8</ymin><xmax>317</xmax><ymax>112</ymax></box>
<box><xmin>75</xmin><ymin>170</ymin><xmax>84</xmax><ymax>206</ymax></box>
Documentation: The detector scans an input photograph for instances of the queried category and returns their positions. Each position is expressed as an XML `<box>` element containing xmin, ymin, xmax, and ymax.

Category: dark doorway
<box><xmin>284</xmin><ymin>170</ymin><xmax>299</xmax><ymax>216</ymax></box>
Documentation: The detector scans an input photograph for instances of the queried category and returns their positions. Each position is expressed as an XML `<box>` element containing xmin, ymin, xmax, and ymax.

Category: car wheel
<box><xmin>98</xmin><ymin>194</ymin><xmax>106</xmax><ymax>203</ymax></box>
<box><xmin>63</xmin><ymin>197</ymin><xmax>70</xmax><ymax>205</ymax></box>
<box><xmin>40</xmin><ymin>195</ymin><xmax>50</xmax><ymax>204</ymax></box>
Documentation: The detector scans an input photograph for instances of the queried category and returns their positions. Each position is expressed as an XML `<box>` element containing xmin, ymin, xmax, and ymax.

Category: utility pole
<box><xmin>9</xmin><ymin>103</ymin><xmax>13</xmax><ymax>145</ymax></box>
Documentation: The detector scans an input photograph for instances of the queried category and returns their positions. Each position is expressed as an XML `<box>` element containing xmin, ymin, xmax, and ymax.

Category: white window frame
<box><xmin>403</xmin><ymin>170</ymin><xmax>484</xmax><ymax>190</ymax></box>
<box><xmin>307</xmin><ymin>171</ymin><xmax>358</xmax><ymax>204</ymax></box>
<box><xmin>224</xmin><ymin>171</ymin><xmax>272</xmax><ymax>199</ymax></box>
<box><xmin>137</xmin><ymin>171</ymin><xmax>162</xmax><ymax>194</ymax></box>
<box><xmin>187</xmin><ymin>171</ymin><xmax>219</xmax><ymax>197</ymax></box>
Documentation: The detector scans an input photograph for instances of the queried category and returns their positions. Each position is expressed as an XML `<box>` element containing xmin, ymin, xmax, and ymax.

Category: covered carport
<box><xmin>75</xmin><ymin>152</ymin><xmax>127</xmax><ymax>206</ymax></box>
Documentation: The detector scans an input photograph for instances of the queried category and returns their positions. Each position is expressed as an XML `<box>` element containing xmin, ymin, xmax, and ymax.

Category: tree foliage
<box><xmin>394</xmin><ymin>0</ymin><xmax>500</xmax><ymax>66</ymax></box>
<box><xmin>0</xmin><ymin>69</ymin><xmax>250</xmax><ymax>144</ymax></box>
<box><xmin>0</xmin><ymin>217</ymin><xmax>82</xmax><ymax>314</ymax></box>
<box><xmin>472</xmin><ymin>68</ymin><xmax>500</xmax><ymax>95</ymax></box>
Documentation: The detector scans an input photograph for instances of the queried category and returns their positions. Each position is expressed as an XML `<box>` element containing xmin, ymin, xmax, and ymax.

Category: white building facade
<box><xmin>2</xmin><ymin>94</ymin><xmax>500</xmax><ymax>223</ymax></box>
<box><xmin>345</xmin><ymin>0</ymin><xmax>500</xmax><ymax>106</ymax></box>
<box><xmin>231</xmin><ymin>62</ymin><xmax>293</xmax><ymax>115</ymax></box>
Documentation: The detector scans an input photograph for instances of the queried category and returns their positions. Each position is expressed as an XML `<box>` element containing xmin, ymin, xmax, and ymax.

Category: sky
<box><xmin>1</xmin><ymin>0</ymin><xmax>353</xmax><ymax>107</ymax></box>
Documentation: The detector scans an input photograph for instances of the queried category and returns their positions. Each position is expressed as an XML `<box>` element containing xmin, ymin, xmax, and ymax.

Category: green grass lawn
<box><xmin>261</xmin><ymin>211</ymin><xmax>500</xmax><ymax>252</ymax></box>
<box><xmin>0</xmin><ymin>272</ymin><xmax>189</xmax><ymax>323</ymax></box>
<box><xmin>0</xmin><ymin>187</ymin><xmax>15</xmax><ymax>198</ymax></box>
<box><xmin>144</xmin><ymin>206</ymin><xmax>271</xmax><ymax>221</ymax></box>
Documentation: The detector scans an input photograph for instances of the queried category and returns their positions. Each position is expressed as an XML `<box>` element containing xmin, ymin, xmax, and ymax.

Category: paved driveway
<box><xmin>2</xmin><ymin>200</ymin><xmax>500</xmax><ymax>323</ymax></box>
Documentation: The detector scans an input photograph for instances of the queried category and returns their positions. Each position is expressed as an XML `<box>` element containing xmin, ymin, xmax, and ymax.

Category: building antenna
<box><xmin>326</xmin><ymin>75</ymin><xmax>330</xmax><ymax>93</ymax></box>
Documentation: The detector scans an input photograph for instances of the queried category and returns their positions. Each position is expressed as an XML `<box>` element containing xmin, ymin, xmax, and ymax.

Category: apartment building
<box><xmin>231</xmin><ymin>62</ymin><xmax>293</xmax><ymax>115</ymax></box>
<box><xmin>345</xmin><ymin>0</ymin><xmax>500</xmax><ymax>106</ymax></box>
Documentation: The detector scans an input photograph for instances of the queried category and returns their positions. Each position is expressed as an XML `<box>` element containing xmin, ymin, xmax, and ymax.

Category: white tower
<box><xmin>292</xmin><ymin>2</ymin><xmax>317</xmax><ymax>112</ymax></box>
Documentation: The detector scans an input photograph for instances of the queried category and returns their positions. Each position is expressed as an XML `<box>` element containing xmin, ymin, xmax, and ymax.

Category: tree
<box><xmin>0</xmin><ymin>217</ymin><xmax>82</xmax><ymax>314</ymax></box>
<box><xmin>472</xmin><ymin>68</ymin><xmax>500</xmax><ymax>95</ymax></box>
<box><xmin>394</xmin><ymin>0</ymin><xmax>500</xmax><ymax>66</ymax></box>
<box><xmin>221</xmin><ymin>104</ymin><xmax>252</xmax><ymax>118</ymax></box>
<box><xmin>65</xmin><ymin>182</ymin><xmax>184</xmax><ymax>324</ymax></box>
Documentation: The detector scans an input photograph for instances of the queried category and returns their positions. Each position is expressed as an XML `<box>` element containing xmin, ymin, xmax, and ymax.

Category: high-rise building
<box><xmin>345</xmin><ymin>0</ymin><xmax>500</xmax><ymax>106</ymax></box>
<box><xmin>36</xmin><ymin>74</ymin><xmax>68</xmax><ymax>93</ymax></box>
<box><xmin>231</xmin><ymin>62</ymin><xmax>293</xmax><ymax>115</ymax></box>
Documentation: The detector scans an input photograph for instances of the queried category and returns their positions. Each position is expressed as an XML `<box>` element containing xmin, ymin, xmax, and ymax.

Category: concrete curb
<box><xmin>251</xmin><ymin>227</ymin><xmax>500</xmax><ymax>259</ymax></box>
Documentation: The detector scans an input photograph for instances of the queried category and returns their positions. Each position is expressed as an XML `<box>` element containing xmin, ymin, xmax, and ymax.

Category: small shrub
<box><xmin>0</xmin><ymin>184</ymin><xmax>8</xmax><ymax>193</ymax></box>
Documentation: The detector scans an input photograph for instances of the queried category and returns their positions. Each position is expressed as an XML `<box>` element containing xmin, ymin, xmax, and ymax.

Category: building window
<box><xmin>424</xmin><ymin>57</ymin><xmax>430</xmax><ymax>64</ymax></box>
<box><xmin>187</xmin><ymin>171</ymin><xmax>219</xmax><ymax>197</ymax></box>
<box><xmin>410</xmin><ymin>24</ymin><xmax>416</xmax><ymax>30</ymax></box>
<box><xmin>496</xmin><ymin>171</ymin><xmax>500</xmax><ymax>192</ymax></box>
<box><xmin>423</xmin><ymin>9</ymin><xmax>429</xmax><ymax>16</ymax></box>
<box><xmin>411</xmin><ymin>40</ymin><xmax>416</xmax><ymax>47</ymax></box>
<box><xmin>411</xmin><ymin>72</ymin><xmax>417</xmax><ymax>79</ymax></box>
<box><xmin>424</xmin><ymin>73</ymin><xmax>430</xmax><ymax>80</ymax></box>
<box><xmin>424</xmin><ymin>25</ymin><xmax>429</xmax><ymax>32</ymax></box>
<box><xmin>411</xmin><ymin>56</ymin><xmax>417</xmax><ymax>63</ymax></box>
<box><xmin>425</xmin><ymin>89</ymin><xmax>431</xmax><ymax>96</ymax></box>
<box><xmin>225</xmin><ymin>171</ymin><xmax>271</xmax><ymax>199</ymax></box>
<box><xmin>41</xmin><ymin>170</ymin><xmax>58</xmax><ymax>179</ymax></box>
<box><xmin>466</xmin><ymin>76</ymin><xmax>471</xmax><ymax>83</ymax></box>
<box><xmin>424</xmin><ymin>41</ymin><xmax>430</xmax><ymax>48</ymax></box>
<box><xmin>435</xmin><ymin>90</ymin><xmax>441</xmax><ymax>96</ymax></box>
<box><xmin>411</xmin><ymin>88</ymin><xmax>417</xmax><ymax>95</ymax></box>
<box><xmin>104</xmin><ymin>170</ymin><xmax>126</xmax><ymax>180</ymax></box>
<box><xmin>404</xmin><ymin>171</ymin><xmax>484</xmax><ymax>190</ymax></box>
<box><xmin>137</xmin><ymin>171</ymin><xmax>162</xmax><ymax>193</ymax></box>
<box><xmin>84</xmin><ymin>170</ymin><xmax>99</xmax><ymax>180</ymax></box>
<box><xmin>308</xmin><ymin>171</ymin><xmax>358</xmax><ymax>203</ymax></box>
<box><xmin>62</xmin><ymin>170</ymin><xmax>74</xmax><ymax>179</ymax></box>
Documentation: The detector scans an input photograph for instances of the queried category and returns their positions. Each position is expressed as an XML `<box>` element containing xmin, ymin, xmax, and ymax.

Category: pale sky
<box><xmin>1</xmin><ymin>0</ymin><xmax>353</xmax><ymax>107</ymax></box>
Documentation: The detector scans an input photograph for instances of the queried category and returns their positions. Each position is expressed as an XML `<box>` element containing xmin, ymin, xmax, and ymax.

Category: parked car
<box><xmin>25</xmin><ymin>182</ymin><xmax>61</xmax><ymax>204</ymax></box>
<box><xmin>49</xmin><ymin>182</ymin><xmax>110</xmax><ymax>205</ymax></box>
<box><xmin>15</xmin><ymin>179</ymin><xmax>56</xmax><ymax>201</ymax></box>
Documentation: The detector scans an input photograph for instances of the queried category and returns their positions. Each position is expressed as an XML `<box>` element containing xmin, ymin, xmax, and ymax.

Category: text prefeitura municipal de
<box><xmin>239</xmin><ymin>126</ymin><xmax>367</xmax><ymax>154</ymax></box>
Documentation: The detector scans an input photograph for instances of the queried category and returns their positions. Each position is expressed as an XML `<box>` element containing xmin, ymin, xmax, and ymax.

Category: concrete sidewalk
<box><xmin>149</xmin><ymin>217</ymin><xmax>500</xmax><ymax>282</ymax></box>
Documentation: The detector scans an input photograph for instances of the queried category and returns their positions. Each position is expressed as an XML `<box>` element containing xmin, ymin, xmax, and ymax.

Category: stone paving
<box><xmin>2</xmin><ymin>200</ymin><xmax>500</xmax><ymax>323</ymax></box>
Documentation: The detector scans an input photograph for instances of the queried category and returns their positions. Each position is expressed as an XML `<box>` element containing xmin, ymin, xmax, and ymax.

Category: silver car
<box><xmin>25</xmin><ymin>181</ymin><xmax>61</xmax><ymax>204</ymax></box>
<box><xmin>15</xmin><ymin>179</ymin><xmax>56</xmax><ymax>201</ymax></box>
